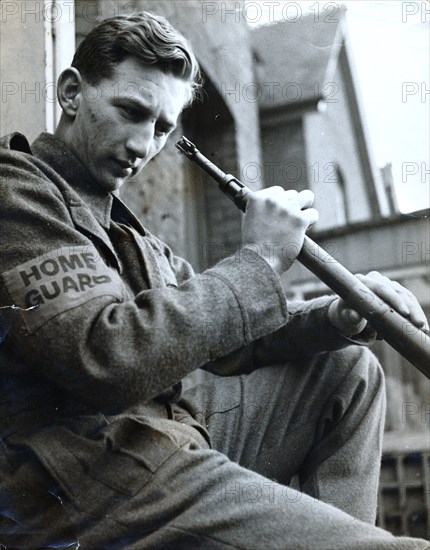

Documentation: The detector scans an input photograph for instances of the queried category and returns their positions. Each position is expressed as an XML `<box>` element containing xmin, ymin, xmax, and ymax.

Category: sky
<box><xmin>247</xmin><ymin>0</ymin><xmax>430</xmax><ymax>213</ymax></box>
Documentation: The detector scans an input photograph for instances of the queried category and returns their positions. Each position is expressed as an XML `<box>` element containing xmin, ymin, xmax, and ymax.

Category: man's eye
<box><xmin>155</xmin><ymin>126</ymin><xmax>167</xmax><ymax>137</ymax></box>
<box><xmin>120</xmin><ymin>106</ymin><xmax>139</xmax><ymax>120</ymax></box>
<box><xmin>155</xmin><ymin>124</ymin><xmax>173</xmax><ymax>137</ymax></box>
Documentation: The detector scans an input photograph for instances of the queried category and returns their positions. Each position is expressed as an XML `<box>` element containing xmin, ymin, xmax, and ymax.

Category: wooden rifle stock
<box><xmin>176</xmin><ymin>137</ymin><xmax>430</xmax><ymax>379</ymax></box>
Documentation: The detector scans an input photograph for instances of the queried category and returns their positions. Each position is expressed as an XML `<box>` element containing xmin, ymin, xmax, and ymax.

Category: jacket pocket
<box><xmin>21</xmin><ymin>418</ymin><xmax>181</xmax><ymax>511</ymax></box>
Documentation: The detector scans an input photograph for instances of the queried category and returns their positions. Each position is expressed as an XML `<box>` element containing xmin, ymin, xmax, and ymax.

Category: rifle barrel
<box><xmin>176</xmin><ymin>136</ymin><xmax>430</xmax><ymax>379</ymax></box>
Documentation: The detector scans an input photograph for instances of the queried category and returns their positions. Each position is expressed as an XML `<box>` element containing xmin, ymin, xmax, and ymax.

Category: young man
<box><xmin>0</xmin><ymin>11</ymin><xmax>428</xmax><ymax>550</ymax></box>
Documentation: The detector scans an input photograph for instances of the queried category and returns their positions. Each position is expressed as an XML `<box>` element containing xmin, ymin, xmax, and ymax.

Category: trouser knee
<box><xmin>314</xmin><ymin>345</ymin><xmax>386</xmax><ymax>435</ymax></box>
<box><xmin>346</xmin><ymin>345</ymin><xmax>385</xmax><ymax>399</ymax></box>
<box><xmin>323</xmin><ymin>345</ymin><xmax>385</xmax><ymax>394</ymax></box>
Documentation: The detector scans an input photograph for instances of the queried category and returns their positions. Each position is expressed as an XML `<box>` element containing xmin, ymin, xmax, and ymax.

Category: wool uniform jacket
<box><xmin>0</xmin><ymin>132</ymin><xmax>371</xmax><ymax>542</ymax></box>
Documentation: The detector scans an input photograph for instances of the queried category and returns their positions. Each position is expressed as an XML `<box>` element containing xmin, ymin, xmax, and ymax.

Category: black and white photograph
<box><xmin>0</xmin><ymin>1</ymin><xmax>429</xmax><ymax>548</ymax></box>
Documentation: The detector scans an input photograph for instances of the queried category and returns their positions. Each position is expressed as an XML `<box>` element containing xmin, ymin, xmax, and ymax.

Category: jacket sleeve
<box><xmin>0</xmin><ymin>150</ymin><xmax>289</xmax><ymax>412</ymax></box>
<box><xmin>151</xmin><ymin>229</ymin><xmax>377</xmax><ymax>377</ymax></box>
<box><xmin>201</xmin><ymin>295</ymin><xmax>377</xmax><ymax>376</ymax></box>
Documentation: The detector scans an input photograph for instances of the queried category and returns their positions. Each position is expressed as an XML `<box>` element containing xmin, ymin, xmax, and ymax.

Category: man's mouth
<box><xmin>114</xmin><ymin>159</ymin><xmax>139</xmax><ymax>175</ymax></box>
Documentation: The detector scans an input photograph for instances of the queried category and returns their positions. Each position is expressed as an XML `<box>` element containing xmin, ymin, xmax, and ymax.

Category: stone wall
<box><xmin>0</xmin><ymin>0</ymin><xmax>48</xmax><ymax>140</ymax></box>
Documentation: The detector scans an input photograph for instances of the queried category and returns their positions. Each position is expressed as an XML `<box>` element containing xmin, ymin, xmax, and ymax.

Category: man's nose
<box><xmin>125</xmin><ymin>123</ymin><xmax>154</xmax><ymax>159</ymax></box>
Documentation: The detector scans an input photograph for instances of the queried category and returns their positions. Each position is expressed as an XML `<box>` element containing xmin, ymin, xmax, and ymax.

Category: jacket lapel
<box><xmin>68</xmin><ymin>200</ymin><xmax>122</xmax><ymax>274</ymax></box>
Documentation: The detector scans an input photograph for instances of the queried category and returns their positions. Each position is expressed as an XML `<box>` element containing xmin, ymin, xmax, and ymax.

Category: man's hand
<box><xmin>242</xmin><ymin>187</ymin><xmax>319</xmax><ymax>275</ymax></box>
<box><xmin>328</xmin><ymin>271</ymin><xmax>430</xmax><ymax>337</ymax></box>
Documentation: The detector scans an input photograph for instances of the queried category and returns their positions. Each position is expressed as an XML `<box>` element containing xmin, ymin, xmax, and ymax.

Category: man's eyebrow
<box><xmin>115</xmin><ymin>95</ymin><xmax>150</xmax><ymax>109</ymax></box>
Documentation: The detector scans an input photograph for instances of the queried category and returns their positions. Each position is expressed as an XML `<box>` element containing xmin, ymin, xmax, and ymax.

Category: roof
<box><xmin>251</xmin><ymin>8</ymin><xmax>346</xmax><ymax>109</ymax></box>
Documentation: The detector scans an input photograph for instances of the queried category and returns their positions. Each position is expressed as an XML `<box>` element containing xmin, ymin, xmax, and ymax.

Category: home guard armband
<box><xmin>2</xmin><ymin>245</ymin><xmax>124</xmax><ymax>332</ymax></box>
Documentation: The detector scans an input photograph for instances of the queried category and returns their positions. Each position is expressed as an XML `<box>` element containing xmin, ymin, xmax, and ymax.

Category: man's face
<box><xmin>68</xmin><ymin>57</ymin><xmax>190</xmax><ymax>192</ymax></box>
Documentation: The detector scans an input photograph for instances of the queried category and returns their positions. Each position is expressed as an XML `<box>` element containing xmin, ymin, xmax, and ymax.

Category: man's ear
<box><xmin>57</xmin><ymin>68</ymin><xmax>83</xmax><ymax>117</ymax></box>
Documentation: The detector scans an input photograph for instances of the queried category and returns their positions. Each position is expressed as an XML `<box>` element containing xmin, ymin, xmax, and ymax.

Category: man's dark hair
<box><xmin>72</xmin><ymin>11</ymin><xmax>202</xmax><ymax>105</ymax></box>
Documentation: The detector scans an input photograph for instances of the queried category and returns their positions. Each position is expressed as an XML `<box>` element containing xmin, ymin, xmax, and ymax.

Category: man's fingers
<box><xmin>343</xmin><ymin>308</ymin><xmax>363</xmax><ymax>325</ymax></box>
<box><xmin>328</xmin><ymin>298</ymin><xmax>367</xmax><ymax>336</ymax></box>
<box><xmin>356</xmin><ymin>273</ymin><xmax>411</xmax><ymax>315</ymax></box>
<box><xmin>297</xmin><ymin>189</ymin><xmax>315</xmax><ymax>210</ymax></box>
<box><xmin>356</xmin><ymin>273</ymin><xmax>429</xmax><ymax>332</ymax></box>
<box><xmin>302</xmin><ymin>207</ymin><xmax>319</xmax><ymax>228</ymax></box>
<box><xmin>242</xmin><ymin>187</ymin><xmax>318</xmax><ymax>275</ymax></box>
<box><xmin>253</xmin><ymin>188</ymin><xmax>313</xmax><ymax>209</ymax></box>
<box><xmin>256</xmin><ymin>186</ymin><xmax>291</xmax><ymax>199</ymax></box>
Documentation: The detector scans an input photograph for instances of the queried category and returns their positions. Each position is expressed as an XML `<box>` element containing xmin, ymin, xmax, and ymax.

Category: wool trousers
<box><xmin>2</xmin><ymin>346</ymin><xmax>429</xmax><ymax>549</ymax></box>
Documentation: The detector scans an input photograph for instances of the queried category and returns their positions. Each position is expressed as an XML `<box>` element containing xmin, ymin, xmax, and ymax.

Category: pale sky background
<box><xmin>248</xmin><ymin>0</ymin><xmax>430</xmax><ymax>213</ymax></box>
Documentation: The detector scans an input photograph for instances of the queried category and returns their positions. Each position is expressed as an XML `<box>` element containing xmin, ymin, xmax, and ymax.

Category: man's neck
<box><xmin>54</xmin><ymin>116</ymin><xmax>71</xmax><ymax>147</ymax></box>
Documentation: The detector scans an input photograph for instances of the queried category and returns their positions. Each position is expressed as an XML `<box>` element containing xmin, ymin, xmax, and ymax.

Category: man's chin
<box><xmin>97</xmin><ymin>175</ymin><xmax>127</xmax><ymax>193</ymax></box>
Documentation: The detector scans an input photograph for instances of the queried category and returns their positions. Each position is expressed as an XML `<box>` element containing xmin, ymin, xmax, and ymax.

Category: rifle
<box><xmin>176</xmin><ymin>136</ymin><xmax>430</xmax><ymax>380</ymax></box>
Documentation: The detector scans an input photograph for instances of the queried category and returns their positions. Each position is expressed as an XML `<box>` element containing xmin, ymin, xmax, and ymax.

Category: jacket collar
<box><xmin>31</xmin><ymin>133</ymin><xmax>113</xmax><ymax>230</ymax></box>
<box><xmin>0</xmin><ymin>132</ymin><xmax>32</xmax><ymax>153</ymax></box>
